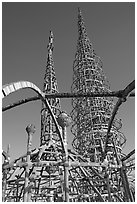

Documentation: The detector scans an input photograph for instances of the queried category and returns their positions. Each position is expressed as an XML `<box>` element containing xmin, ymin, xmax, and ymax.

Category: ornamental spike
<box><xmin>77</xmin><ymin>8</ymin><xmax>94</xmax><ymax>59</ymax></box>
<box><xmin>47</xmin><ymin>30</ymin><xmax>54</xmax><ymax>53</ymax></box>
<box><xmin>43</xmin><ymin>31</ymin><xmax>58</xmax><ymax>94</ymax></box>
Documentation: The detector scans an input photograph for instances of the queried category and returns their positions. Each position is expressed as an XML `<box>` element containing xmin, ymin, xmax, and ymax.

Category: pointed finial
<box><xmin>7</xmin><ymin>144</ymin><xmax>10</xmax><ymax>155</ymax></box>
<box><xmin>78</xmin><ymin>7</ymin><xmax>82</xmax><ymax>16</ymax></box>
<box><xmin>78</xmin><ymin>7</ymin><xmax>83</xmax><ymax>21</ymax></box>
<box><xmin>7</xmin><ymin>144</ymin><xmax>10</xmax><ymax>162</ymax></box>
<box><xmin>77</xmin><ymin>7</ymin><xmax>88</xmax><ymax>38</ymax></box>
<box><xmin>47</xmin><ymin>30</ymin><xmax>54</xmax><ymax>52</ymax></box>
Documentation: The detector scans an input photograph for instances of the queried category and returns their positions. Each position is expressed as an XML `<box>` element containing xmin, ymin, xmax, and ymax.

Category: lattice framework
<box><xmin>2</xmin><ymin>9</ymin><xmax>135</xmax><ymax>202</ymax></box>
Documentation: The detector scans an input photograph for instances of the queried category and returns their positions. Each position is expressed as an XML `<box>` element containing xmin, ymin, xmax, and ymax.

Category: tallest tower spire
<box><xmin>77</xmin><ymin>8</ymin><xmax>94</xmax><ymax>58</ymax></box>
<box><xmin>70</xmin><ymin>9</ymin><xmax>129</xmax><ymax>201</ymax></box>
<box><xmin>71</xmin><ymin>9</ymin><xmax>125</xmax><ymax>161</ymax></box>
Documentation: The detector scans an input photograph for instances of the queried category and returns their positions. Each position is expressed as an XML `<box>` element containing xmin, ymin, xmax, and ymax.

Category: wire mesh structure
<box><xmin>70</xmin><ymin>9</ymin><xmax>135</xmax><ymax>201</ymax></box>
<box><xmin>2</xmin><ymin>9</ymin><xmax>135</xmax><ymax>202</ymax></box>
<box><xmin>71</xmin><ymin>10</ymin><xmax>135</xmax><ymax>201</ymax></box>
<box><xmin>71</xmin><ymin>9</ymin><xmax>125</xmax><ymax>159</ymax></box>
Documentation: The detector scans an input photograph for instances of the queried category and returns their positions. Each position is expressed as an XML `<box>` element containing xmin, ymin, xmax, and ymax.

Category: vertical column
<box><xmin>2</xmin><ymin>170</ymin><xmax>7</xmax><ymax>202</ymax></box>
<box><xmin>49</xmin><ymin>180</ymin><xmax>54</xmax><ymax>202</ymax></box>
<box><xmin>63</xmin><ymin>126</ymin><xmax>69</xmax><ymax>202</ymax></box>
<box><xmin>7</xmin><ymin>144</ymin><xmax>10</xmax><ymax>162</ymax></box>
<box><xmin>16</xmin><ymin>175</ymin><xmax>19</xmax><ymax>202</ymax></box>
<box><xmin>2</xmin><ymin>144</ymin><xmax>10</xmax><ymax>202</ymax></box>
<box><xmin>57</xmin><ymin>111</ymin><xmax>72</xmax><ymax>202</ymax></box>
<box><xmin>105</xmin><ymin>170</ymin><xmax>111</xmax><ymax>202</ymax></box>
<box><xmin>120</xmin><ymin>162</ymin><xmax>133</xmax><ymax>202</ymax></box>
<box><xmin>24</xmin><ymin>124</ymin><xmax>36</xmax><ymax>202</ymax></box>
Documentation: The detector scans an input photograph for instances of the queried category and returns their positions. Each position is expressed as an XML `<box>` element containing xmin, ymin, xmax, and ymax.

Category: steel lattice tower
<box><xmin>69</xmin><ymin>9</ymin><xmax>135</xmax><ymax>201</ymax></box>
<box><xmin>41</xmin><ymin>31</ymin><xmax>61</xmax><ymax>146</ymax></box>
<box><xmin>2</xmin><ymin>32</ymin><xmax>65</xmax><ymax>202</ymax></box>
<box><xmin>2</xmin><ymin>9</ymin><xmax>135</xmax><ymax>203</ymax></box>
<box><xmin>71</xmin><ymin>9</ymin><xmax>126</xmax><ymax>162</ymax></box>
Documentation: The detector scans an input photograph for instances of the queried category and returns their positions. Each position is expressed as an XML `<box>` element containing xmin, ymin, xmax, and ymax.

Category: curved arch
<box><xmin>2</xmin><ymin>96</ymin><xmax>40</xmax><ymax>112</ymax></box>
<box><xmin>2</xmin><ymin>81</ymin><xmax>65</xmax><ymax>153</ymax></box>
<box><xmin>2</xmin><ymin>81</ymin><xmax>44</xmax><ymax>99</ymax></box>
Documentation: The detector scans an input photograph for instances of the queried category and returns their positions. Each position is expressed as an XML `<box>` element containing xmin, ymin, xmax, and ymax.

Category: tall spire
<box><xmin>40</xmin><ymin>31</ymin><xmax>61</xmax><ymax>146</ymax></box>
<box><xmin>43</xmin><ymin>31</ymin><xmax>58</xmax><ymax>94</ymax></box>
<box><xmin>71</xmin><ymin>9</ymin><xmax>125</xmax><ymax>162</ymax></box>
<box><xmin>77</xmin><ymin>8</ymin><xmax>94</xmax><ymax>59</ymax></box>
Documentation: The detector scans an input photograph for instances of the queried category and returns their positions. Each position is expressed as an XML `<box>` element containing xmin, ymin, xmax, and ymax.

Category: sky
<box><xmin>2</xmin><ymin>2</ymin><xmax>135</xmax><ymax>161</ymax></box>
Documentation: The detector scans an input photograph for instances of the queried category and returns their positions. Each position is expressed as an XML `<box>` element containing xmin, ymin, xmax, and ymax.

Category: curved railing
<box><xmin>2</xmin><ymin>81</ymin><xmax>65</xmax><ymax>153</ymax></box>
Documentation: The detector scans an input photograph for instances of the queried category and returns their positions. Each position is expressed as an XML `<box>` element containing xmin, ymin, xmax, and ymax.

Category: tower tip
<box><xmin>50</xmin><ymin>30</ymin><xmax>53</xmax><ymax>38</ymax></box>
<box><xmin>78</xmin><ymin>7</ymin><xmax>82</xmax><ymax>16</ymax></box>
<box><xmin>47</xmin><ymin>30</ymin><xmax>54</xmax><ymax>52</ymax></box>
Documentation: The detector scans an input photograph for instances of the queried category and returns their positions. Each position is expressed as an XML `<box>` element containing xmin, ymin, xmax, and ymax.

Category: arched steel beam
<box><xmin>2</xmin><ymin>81</ymin><xmax>44</xmax><ymax>99</ymax></box>
<box><xmin>103</xmin><ymin>80</ymin><xmax>135</xmax><ymax>160</ymax></box>
<box><xmin>2</xmin><ymin>81</ymin><xmax>65</xmax><ymax>153</ymax></box>
<box><xmin>2</xmin><ymin>96</ymin><xmax>40</xmax><ymax>112</ymax></box>
<box><xmin>2</xmin><ymin>91</ymin><xmax>135</xmax><ymax>112</ymax></box>
<box><xmin>121</xmin><ymin>149</ymin><xmax>135</xmax><ymax>162</ymax></box>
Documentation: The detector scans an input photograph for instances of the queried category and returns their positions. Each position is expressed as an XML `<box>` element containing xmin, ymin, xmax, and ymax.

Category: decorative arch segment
<box><xmin>2</xmin><ymin>81</ymin><xmax>65</xmax><ymax>153</ymax></box>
